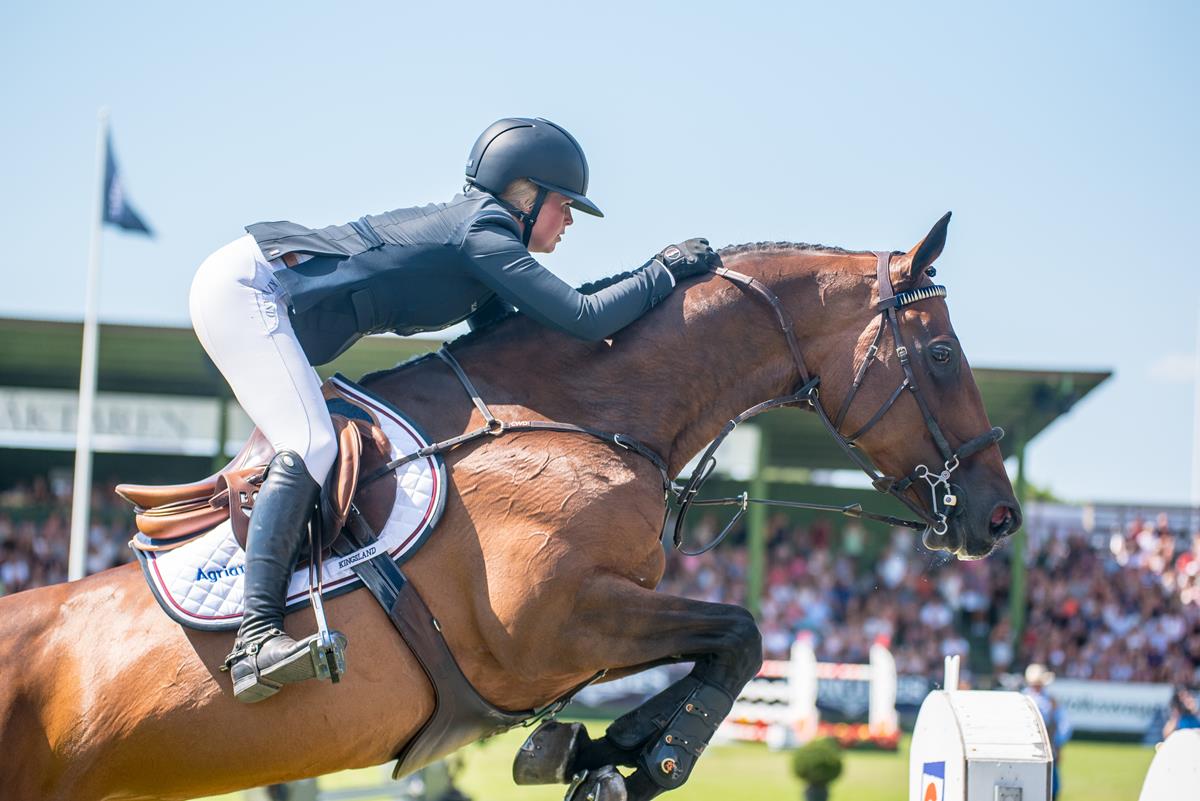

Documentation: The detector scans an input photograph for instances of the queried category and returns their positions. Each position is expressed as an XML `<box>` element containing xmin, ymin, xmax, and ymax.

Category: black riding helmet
<box><xmin>465</xmin><ymin>117</ymin><xmax>603</xmax><ymax>246</ymax></box>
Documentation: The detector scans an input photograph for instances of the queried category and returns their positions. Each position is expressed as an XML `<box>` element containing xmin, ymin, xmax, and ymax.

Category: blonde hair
<box><xmin>499</xmin><ymin>178</ymin><xmax>541</xmax><ymax>213</ymax></box>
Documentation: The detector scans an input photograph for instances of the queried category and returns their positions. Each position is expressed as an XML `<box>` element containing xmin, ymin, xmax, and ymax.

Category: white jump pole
<box><xmin>789</xmin><ymin>631</ymin><xmax>819</xmax><ymax>741</ymax></box>
<box><xmin>944</xmin><ymin>653</ymin><xmax>960</xmax><ymax>692</ymax></box>
<box><xmin>868</xmin><ymin>637</ymin><xmax>899</xmax><ymax>736</ymax></box>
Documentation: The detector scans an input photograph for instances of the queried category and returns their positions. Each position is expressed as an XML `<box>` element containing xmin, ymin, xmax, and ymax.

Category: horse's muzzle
<box><xmin>924</xmin><ymin>490</ymin><xmax>1021</xmax><ymax>560</ymax></box>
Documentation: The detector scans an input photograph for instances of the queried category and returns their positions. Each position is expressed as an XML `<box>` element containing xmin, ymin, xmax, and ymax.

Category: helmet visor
<box><xmin>529</xmin><ymin>179</ymin><xmax>604</xmax><ymax>218</ymax></box>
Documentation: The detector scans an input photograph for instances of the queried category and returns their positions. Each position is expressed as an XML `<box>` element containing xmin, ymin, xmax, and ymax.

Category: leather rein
<box><xmin>362</xmin><ymin>251</ymin><xmax>1002</xmax><ymax>554</ymax></box>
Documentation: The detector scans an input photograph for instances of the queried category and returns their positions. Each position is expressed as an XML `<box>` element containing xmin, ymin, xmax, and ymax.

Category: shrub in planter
<box><xmin>791</xmin><ymin>737</ymin><xmax>844</xmax><ymax>801</ymax></box>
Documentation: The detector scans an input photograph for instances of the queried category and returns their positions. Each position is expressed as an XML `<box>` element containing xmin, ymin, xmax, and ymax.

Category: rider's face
<box><xmin>526</xmin><ymin>192</ymin><xmax>573</xmax><ymax>254</ymax></box>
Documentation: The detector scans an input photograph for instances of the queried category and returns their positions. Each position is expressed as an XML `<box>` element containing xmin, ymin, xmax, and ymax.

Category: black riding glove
<box><xmin>656</xmin><ymin>238</ymin><xmax>721</xmax><ymax>282</ymax></box>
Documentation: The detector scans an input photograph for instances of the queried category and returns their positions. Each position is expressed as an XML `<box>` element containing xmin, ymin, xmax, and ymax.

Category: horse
<box><xmin>0</xmin><ymin>213</ymin><xmax>1020</xmax><ymax>801</ymax></box>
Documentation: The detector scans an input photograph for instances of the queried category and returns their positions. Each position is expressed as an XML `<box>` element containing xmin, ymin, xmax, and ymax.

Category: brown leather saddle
<box><xmin>117</xmin><ymin>414</ymin><xmax>396</xmax><ymax>555</ymax></box>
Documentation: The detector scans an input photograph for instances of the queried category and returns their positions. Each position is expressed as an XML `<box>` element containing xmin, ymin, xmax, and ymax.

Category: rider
<box><xmin>188</xmin><ymin>117</ymin><xmax>721</xmax><ymax>703</ymax></box>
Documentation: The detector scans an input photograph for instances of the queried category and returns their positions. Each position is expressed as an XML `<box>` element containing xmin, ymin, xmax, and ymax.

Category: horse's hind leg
<box><xmin>550</xmin><ymin>579</ymin><xmax>762</xmax><ymax>800</ymax></box>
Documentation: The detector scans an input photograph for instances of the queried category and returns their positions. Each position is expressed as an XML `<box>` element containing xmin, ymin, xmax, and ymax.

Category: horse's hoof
<box><xmin>564</xmin><ymin>767</ymin><xmax>627</xmax><ymax>801</ymax></box>
<box><xmin>513</xmin><ymin>720</ymin><xmax>585</xmax><ymax>785</ymax></box>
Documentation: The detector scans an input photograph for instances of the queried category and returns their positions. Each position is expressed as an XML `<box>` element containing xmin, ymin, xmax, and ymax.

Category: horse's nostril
<box><xmin>989</xmin><ymin>503</ymin><xmax>1020</xmax><ymax>538</ymax></box>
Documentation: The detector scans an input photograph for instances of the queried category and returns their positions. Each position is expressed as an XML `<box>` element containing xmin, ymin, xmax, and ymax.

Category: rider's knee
<box><xmin>300</xmin><ymin>423</ymin><xmax>338</xmax><ymax>483</ymax></box>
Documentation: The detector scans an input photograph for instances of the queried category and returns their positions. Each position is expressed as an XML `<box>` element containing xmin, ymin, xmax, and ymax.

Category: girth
<box><xmin>340</xmin><ymin>509</ymin><xmax>601</xmax><ymax>778</ymax></box>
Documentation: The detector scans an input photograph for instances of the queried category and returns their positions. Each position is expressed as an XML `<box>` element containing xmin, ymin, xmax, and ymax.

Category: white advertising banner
<box><xmin>1048</xmin><ymin>678</ymin><xmax>1172</xmax><ymax>735</ymax></box>
<box><xmin>680</xmin><ymin>424</ymin><xmax>762</xmax><ymax>480</ymax></box>
<box><xmin>0</xmin><ymin>387</ymin><xmax>223</xmax><ymax>455</ymax></box>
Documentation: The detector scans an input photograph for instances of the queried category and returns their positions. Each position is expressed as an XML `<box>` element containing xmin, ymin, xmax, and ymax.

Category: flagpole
<box><xmin>1192</xmin><ymin>302</ymin><xmax>1200</xmax><ymax>526</ymax></box>
<box><xmin>68</xmin><ymin>107</ymin><xmax>109</xmax><ymax>582</ymax></box>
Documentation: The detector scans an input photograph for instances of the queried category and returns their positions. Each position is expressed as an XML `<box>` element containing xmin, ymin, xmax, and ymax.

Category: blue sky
<box><xmin>1</xmin><ymin>2</ymin><xmax>1197</xmax><ymax>504</ymax></box>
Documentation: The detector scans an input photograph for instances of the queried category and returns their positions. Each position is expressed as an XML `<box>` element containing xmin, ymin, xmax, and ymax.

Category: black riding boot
<box><xmin>223</xmin><ymin>450</ymin><xmax>347</xmax><ymax>703</ymax></box>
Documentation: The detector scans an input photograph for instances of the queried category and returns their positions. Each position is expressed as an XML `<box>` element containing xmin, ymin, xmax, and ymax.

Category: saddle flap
<box><xmin>221</xmin><ymin>467</ymin><xmax>267</xmax><ymax>551</ymax></box>
<box><xmin>326</xmin><ymin>415</ymin><xmax>364</xmax><ymax>537</ymax></box>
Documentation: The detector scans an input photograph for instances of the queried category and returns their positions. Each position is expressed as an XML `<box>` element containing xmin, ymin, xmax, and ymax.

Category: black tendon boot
<box><xmin>223</xmin><ymin>450</ymin><xmax>347</xmax><ymax>703</ymax></box>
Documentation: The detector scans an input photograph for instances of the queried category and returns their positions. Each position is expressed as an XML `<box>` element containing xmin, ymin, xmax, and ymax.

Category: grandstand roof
<box><xmin>0</xmin><ymin>317</ymin><xmax>1109</xmax><ymax>467</ymax></box>
<box><xmin>0</xmin><ymin>317</ymin><xmax>434</xmax><ymax>396</ymax></box>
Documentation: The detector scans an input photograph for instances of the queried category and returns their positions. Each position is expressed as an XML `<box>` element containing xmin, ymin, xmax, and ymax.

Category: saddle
<box><xmin>117</xmin><ymin>410</ymin><xmax>393</xmax><ymax>555</ymax></box>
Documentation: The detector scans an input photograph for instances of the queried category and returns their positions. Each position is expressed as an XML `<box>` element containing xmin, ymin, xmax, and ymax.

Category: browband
<box><xmin>890</xmin><ymin>284</ymin><xmax>947</xmax><ymax>309</ymax></box>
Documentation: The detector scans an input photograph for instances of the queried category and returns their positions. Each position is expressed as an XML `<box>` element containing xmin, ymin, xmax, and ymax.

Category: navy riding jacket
<box><xmin>246</xmin><ymin>190</ymin><xmax>675</xmax><ymax>365</ymax></box>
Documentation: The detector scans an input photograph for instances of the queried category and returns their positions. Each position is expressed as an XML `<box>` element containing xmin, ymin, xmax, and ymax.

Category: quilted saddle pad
<box><xmin>134</xmin><ymin>374</ymin><xmax>447</xmax><ymax>631</ymax></box>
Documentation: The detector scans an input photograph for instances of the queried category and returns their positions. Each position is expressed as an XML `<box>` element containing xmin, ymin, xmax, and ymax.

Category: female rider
<box><xmin>188</xmin><ymin>117</ymin><xmax>721</xmax><ymax>703</ymax></box>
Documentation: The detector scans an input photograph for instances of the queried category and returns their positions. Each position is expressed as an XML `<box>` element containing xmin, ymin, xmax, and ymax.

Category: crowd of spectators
<box><xmin>2</xmin><ymin>472</ymin><xmax>1200</xmax><ymax>687</ymax></box>
<box><xmin>0</xmin><ymin>474</ymin><xmax>133</xmax><ymax>595</ymax></box>
<box><xmin>659</xmin><ymin>511</ymin><xmax>1200</xmax><ymax>685</ymax></box>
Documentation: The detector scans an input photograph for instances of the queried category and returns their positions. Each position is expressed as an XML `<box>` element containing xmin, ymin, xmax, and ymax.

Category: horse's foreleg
<box><xmin>561</xmin><ymin>579</ymin><xmax>762</xmax><ymax>800</ymax></box>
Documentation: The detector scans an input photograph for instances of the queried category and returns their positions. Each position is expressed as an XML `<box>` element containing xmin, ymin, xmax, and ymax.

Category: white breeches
<box><xmin>189</xmin><ymin>235</ymin><xmax>337</xmax><ymax>484</ymax></box>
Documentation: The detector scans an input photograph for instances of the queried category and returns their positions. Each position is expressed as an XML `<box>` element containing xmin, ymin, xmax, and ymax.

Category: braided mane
<box><xmin>718</xmin><ymin>241</ymin><xmax>862</xmax><ymax>257</ymax></box>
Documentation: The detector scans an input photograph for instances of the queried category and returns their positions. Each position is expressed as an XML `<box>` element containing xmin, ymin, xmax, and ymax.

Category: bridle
<box><xmin>670</xmin><ymin>251</ymin><xmax>1004</xmax><ymax>555</ymax></box>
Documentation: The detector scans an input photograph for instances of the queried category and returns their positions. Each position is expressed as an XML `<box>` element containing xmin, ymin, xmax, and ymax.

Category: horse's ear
<box><xmin>897</xmin><ymin>212</ymin><xmax>951</xmax><ymax>287</ymax></box>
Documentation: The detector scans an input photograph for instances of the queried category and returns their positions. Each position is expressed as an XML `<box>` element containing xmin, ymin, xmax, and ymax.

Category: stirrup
<box><xmin>309</xmin><ymin>629</ymin><xmax>348</xmax><ymax>682</ymax></box>
<box><xmin>223</xmin><ymin>628</ymin><xmax>348</xmax><ymax>703</ymax></box>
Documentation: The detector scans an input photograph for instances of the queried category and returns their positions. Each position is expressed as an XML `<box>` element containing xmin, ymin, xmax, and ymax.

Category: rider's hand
<box><xmin>656</xmin><ymin>238</ymin><xmax>721</xmax><ymax>282</ymax></box>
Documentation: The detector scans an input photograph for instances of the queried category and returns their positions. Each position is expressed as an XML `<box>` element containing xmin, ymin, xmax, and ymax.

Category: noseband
<box><xmin>672</xmin><ymin>252</ymin><xmax>1004</xmax><ymax>555</ymax></box>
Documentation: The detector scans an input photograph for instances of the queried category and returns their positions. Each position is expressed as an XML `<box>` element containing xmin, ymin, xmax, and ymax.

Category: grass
<box><xmin>198</xmin><ymin>728</ymin><xmax>1156</xmax><ymax>801</ymax></box>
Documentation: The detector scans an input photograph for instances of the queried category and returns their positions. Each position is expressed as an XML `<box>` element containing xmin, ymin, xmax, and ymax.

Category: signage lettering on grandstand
<box><xmin>0</xmin><ymin>388</ymin><xmax>231</xmax><ymax>455</ymax></box>
<box><xmin>1048</xmin><ymin>679</ymin><xmax>1173</xmax><ymax>735</ymax></box>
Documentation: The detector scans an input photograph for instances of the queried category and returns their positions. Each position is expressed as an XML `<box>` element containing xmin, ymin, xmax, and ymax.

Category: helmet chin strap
<box><xmin>518</xmin><ymin>186</ymin><xmax>548</xmax><ymax>247</ymax></box>
<box><xmin>467</xmin><ymin>181</ymin><xmax>548</xmax><ymax>248</ymax></box>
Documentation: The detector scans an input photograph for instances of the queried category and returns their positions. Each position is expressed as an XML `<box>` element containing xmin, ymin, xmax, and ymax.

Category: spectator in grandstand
<box><xmin>1023</xmin><ymin>663</ymin><xmax>1070</xmax><ymax>800</ymax></box>
<box><xmin>876</xmin><ymin>528</ymin><xmax>911</xmax><ymax>590</ymax></box>
<box><xmin>988</xmin><ymin>618</ymin><xmax>1014</xmax><ymax>677</ymax></box>
<box><xmin>1162</xmin><ymin>686</ymin><xmax>1200</xmax><ymax>739</ymax></box>
<box><xmin>0</xmin><ymin>475</ymin><xmax>134</xmax><ymax>597</ymax></box>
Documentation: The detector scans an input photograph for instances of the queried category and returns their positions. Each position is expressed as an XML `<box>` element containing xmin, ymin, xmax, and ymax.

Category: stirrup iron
<box><xmin>308</xmin><ymin>520</ymin><xmax>346</xmax><ymax>683</ymax></box>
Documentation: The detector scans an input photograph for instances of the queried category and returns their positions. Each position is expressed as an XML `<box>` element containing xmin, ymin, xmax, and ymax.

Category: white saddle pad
<box><xmin>134</xmin><ymin>375</ymin><xmax>447</xmax><ymax>631</ymax></box>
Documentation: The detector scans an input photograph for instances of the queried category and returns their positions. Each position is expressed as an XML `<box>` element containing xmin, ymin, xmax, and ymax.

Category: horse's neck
<box><xmin>447</xmin><ymin>252</ymin><xmax>873</xmax><ymax>478</ymax></box>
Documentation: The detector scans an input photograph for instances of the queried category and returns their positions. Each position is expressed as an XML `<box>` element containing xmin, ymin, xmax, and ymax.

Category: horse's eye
<box><xmin>930</xmin><ymin>343</ymin><xmax>955</xmax><ymax>364</ymax></box>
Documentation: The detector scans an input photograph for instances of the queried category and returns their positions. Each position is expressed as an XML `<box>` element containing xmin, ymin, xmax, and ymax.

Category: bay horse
<box><xmin>0</xmin><ymin>214</ymin><xmax>1020</xmax><ymax>801</ymax></box>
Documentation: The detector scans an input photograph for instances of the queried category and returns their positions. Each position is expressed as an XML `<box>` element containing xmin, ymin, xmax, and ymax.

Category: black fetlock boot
<box><xmin>223</xmin><ymin>450</ymin><xmax>348</xmax><ymax>703</ymax></box>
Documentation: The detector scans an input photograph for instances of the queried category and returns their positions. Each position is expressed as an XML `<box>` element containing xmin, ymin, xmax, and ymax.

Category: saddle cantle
<box><xmin>116</xmin><ymin>428</ymin><xmax>272</xmax><ymax>550</ymax></box>
<box><xmin>117</xmin><ymin>382</ymin><xmax>393</xmax><ymax>554</ymax></box>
